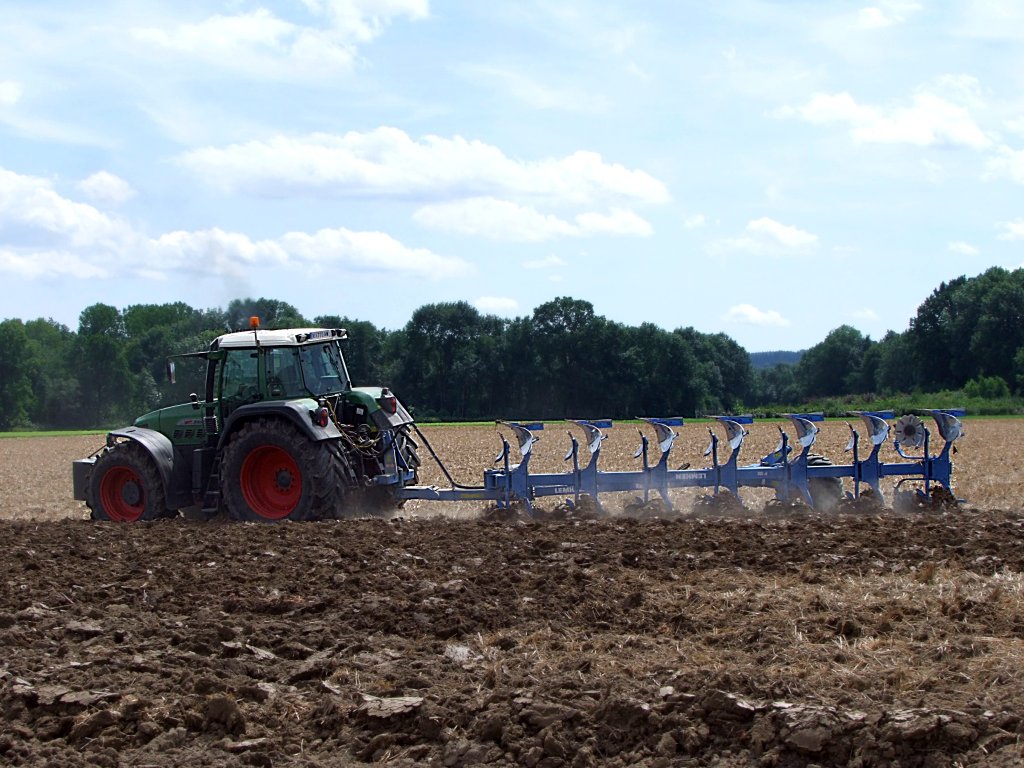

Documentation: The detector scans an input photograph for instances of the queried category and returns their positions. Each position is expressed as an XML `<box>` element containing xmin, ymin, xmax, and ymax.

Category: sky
<box><xmin>1</xmin><ymin>1</ymin><xmax>1023</xmax><ymax>352</ymax></box>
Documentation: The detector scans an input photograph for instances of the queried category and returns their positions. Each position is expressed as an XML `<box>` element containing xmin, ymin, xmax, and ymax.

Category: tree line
<box><xmin>1</xmin><ymin>266</ymin><xmax>1022</xmax><ymax>430</ymax></box>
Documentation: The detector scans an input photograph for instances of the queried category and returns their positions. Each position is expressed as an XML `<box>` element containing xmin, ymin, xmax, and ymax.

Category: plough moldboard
<box><xmin>399</xmin><ymin>410</ymin><xmax>965</xmax><ymax>513</ymax></box>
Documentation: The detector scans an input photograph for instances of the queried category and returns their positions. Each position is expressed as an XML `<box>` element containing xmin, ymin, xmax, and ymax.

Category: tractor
<box><xmin>73</xmin><ymin>319</ymin><xmax>419</xmax><ymax>522</ymax></box>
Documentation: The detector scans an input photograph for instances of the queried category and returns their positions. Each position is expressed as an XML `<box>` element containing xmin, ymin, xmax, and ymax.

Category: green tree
<box><xmin>393</xmin><ymin>302</ymin><xmax>503</xmax><ymax>419</ymax></box>
<box><xmin>618</xmin><ymin>323</ymin><xmax>701</xmax><ymax>416</ymax></box>
<box><xmin>963</xmin><ymin>375</ymin><xmax>1010</xmax><ymax>399</ymax></box>
<box><xmin>907</xmin><ymin>267</ymin><xmax>1024</xmax><ymax>389</ymax></box>
<box><xmin>751</xmin><ymin>363</ymin><xmax>802</xmax><ymax>406</ymax></box>
<box><xmin>674</xmin><ymin>328</ymin><xmax>753</xmax><ymax>413</ymax></box>
<box><xmin>23</xmin><ymin>318</ymin><xmax>79</xmax><ymax>428</ymax></box>
<box><xmin>969</xmin><ymin>273</ymin><xmax>1024</xmax><ymax>383</ymax></box>
<box><xmin>0</xmin><ymin>319</ymin><xmax>35</xmax><ymax>429</ymax></box>
<box><xmin>796</xmin><ymin>325</ymin><xmax>872</xmax><ymax>398</ymax></box>
<box><xmin>531</xmin><ymin>298</ymin><xmax>610</xmax><ymax>418</ymax></box>
<box><xmin>74</xmin><ymin>304</ymin><xmax>131</xmax><ymax>427</ymax></box>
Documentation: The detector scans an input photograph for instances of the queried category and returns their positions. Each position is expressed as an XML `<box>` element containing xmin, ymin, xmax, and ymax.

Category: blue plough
<box><xmin>397</xmin><ymin>410</ymin><xmax>964</xmax><ymax>513</ymax></box>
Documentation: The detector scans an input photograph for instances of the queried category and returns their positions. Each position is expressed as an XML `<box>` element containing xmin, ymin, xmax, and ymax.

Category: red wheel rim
<box><xmin>239</xmin><ymin>445</ymin><xmax>302</xmax><ymax>520</ymax></box>
<box><xmin>98</xmin><ymin>466</ymin><xmax>145</xmax><ymax>522</ymax></box>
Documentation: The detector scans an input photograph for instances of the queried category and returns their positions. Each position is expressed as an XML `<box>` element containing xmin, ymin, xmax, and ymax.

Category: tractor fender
<box><xmin>104</xmin><ymin>426</ymin><xmax>178</xmax><ymax>506</ymax></box>
<box><xmin>218</xmin><ymin>400</ymin><xmax>342</xmax><ymax>450</ymax></box>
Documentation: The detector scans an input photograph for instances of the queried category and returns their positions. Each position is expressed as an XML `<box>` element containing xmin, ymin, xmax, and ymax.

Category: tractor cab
<box><xmin>210</xmin><ymin>326</ymin><xmax>353</xmax><ymax>417</ymax></box>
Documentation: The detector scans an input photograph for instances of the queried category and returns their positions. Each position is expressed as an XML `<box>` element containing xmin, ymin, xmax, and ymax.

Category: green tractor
<box><xmin>73</xmin><ymin>322</ymin><xmax>420</xmax><ymax>522</ymax></box>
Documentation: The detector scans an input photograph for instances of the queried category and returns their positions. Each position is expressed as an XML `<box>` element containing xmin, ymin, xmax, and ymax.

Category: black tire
<box><xmin>221</xmin><ymin>419</ymin><xmax>354</xmax><ymax>522</ymax></box>
<box><xmin>87</xmin><ymin>442</ymin><xmax>169</xmax><ymax>522</ymax></box>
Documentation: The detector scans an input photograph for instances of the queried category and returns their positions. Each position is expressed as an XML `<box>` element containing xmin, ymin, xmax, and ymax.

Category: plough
<box><xmin>399</xmin><ymin>410</ymin><xmax>965</xmax><ymax>513</ymax></box>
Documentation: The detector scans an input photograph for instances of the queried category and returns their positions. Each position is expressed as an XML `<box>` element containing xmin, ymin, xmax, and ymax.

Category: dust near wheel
<box><xmin>87</xmin><ymin>442</ymin><xmax>169</xmax><ymax>522</ymax></box>
<box><xmin>806</xmin><ymin>453</ymin><xmax>844</xmax><ymax>513</ymax></box>
<box><xmin>220</xmin><ymin>418</ymin><xmax>352</xmax><ymax>521</ymax></box>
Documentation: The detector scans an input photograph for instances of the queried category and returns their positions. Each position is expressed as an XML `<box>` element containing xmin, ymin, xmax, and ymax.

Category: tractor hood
<box><xmin>133</xmin><ymin>402</ymin><xmax>209</xmax><ymax>446</ymax></box>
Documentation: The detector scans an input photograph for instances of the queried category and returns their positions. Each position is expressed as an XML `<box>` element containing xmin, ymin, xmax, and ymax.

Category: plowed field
<box><xmin>1</xmin><ymin>421</ymin><xmax>1023</xmax><ymax>766</ymax></box>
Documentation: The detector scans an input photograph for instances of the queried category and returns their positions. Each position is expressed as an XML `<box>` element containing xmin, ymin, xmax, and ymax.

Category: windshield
<box><xmin>298</xmin><ymin>341</ymin><xmax>351</xmax><ymax>396</ymax></box>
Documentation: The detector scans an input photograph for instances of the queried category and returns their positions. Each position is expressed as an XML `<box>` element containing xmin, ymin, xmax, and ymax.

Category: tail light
<box><xmin>379</xmin><ymin>388</ymin><xmax>398</xmax><ymax>415</ymax></box>
<box><xmin>311</xmin><ymin>406</ymin><xmax>330</xmax><ymax>428</ymax></box>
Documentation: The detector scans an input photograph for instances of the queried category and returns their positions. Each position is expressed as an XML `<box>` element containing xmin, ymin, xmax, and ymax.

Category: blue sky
<box><xmin>1</xmin><ymin>1</ymin><xmax>1022</xmax><ymax>351</ymax></box>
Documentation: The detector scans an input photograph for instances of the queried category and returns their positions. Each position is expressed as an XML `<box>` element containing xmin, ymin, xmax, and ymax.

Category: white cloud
<box><xmin>956</xmin><ymin>0</ymin><xmax>1024</xmax><ymax>41</ymax></box>
<box><xmin>574</xmin><ymin>208</ymin><xmax>652</xmax><ymax>236</ymax></box>
<box><xmin>710</xmin><ymin>218</ymin><xmax>818</xmax><ymax>257</ymax></box>
<box><xmin>856</xmin><ymin>8</ymin><xmax>893</xmax><ymax>28</ymax></box>
<box><xmin>413</xmin><ymin>198</ymin><xmax>577</xmax><ymax>242</ymax></box>
<box><xmin>474</xmin><ymin>296</ymin><xmax>519</xmax><ymax>315</ymax></box>
<box><xmin>778</xmin><ymin>84</ymin><xmax>991</xmax><ymax>150</ymax></box>
<box><xmin>151</xmin><ymin>228</ymin><xmax>289</xmax><ymax>279</ymax></box>
<box><xmin>997</xmin><ymin>218</ymin><xmax>1024</xmax><ymax>240</ymax></box>
<box><xmin>0</xmin><ymin>80</ymin><xmax>22</xmax><ymax>106</ymax></box>
<box><xmin>77</xmin><ymin>172</ymin><xmax>136</xmax><ymax>206</ymax></box>
<box><xmin>280</xmin><ymin>227</ymin><xmax>467</xmax><ymax>278</ymax></box>
<box><xmin>0</xmin><ymin>168</ymin><xmax>135</xmax><ymax>250</ymax></box>
<box><xmin>747</xmin><ymin>217</ymin><xmax>818</xmax><ymax>247</ymax></box>
<box><xmin>413</xmin><ymin>198</ymin><xmax>652</xmax><ymax>241</ymax></box>
<box><xmin>855</xmin><ymin>1</ymin><xmax>922</xmax><ymax>29</ymax></box>
<box><xmin>0</xmin><ymin>248</ymin><xmax>107</xmax><ymax>279</ymax></box>
<box><xmin>130</xmin><ymin>2</ymin><xmax>427</xmax><ymax>81</ymax></box>
<box><xmin>179</xmin><ymin>127</ymin><xmax>671</xmax><ymax>206</ymax></box>
<box><xmin>1006</xmin><ymin>117</ymin><xmax>1024</xmax><ymax>138</ymax></box>
<box><xmin>0</xmin><ymin>166</ymin><xmax>465</xmax><ymax>282</ymax></box>
<box><xmin>523</xmin><ymin>255</ymin><xmax>567</xmax><ymax>270</ymax></box>
<box><xmin>683</xmin><ymin>213</ymin><xmax>706</xmax><ymax>229</ymax></box>
<box><xmin>0</xmin><ymin>80</ymin><xmax>113</xmax><ymax>147</ymax></box>
<box><xmin>848</xmin><ymin>308</ymin><xmax>880</xmax><ymax>321</ymax></box>
<box><xmin>986</xmin><ymin>145</ymin><xmax>1024</xmax><ymax>184</ymax></box>
<box><xmin>457</xmin><ymin>65</ymin><xmax>610</xmax><ymax>113</ymax></box>
<box><xmin>949</xmin><ymin>240</ymin><xmax>979</xmax><ymax>256</ymax></box>
<box><xmin>724</xmin><ymin>304</ymin><xmax>791</xmax><ymax>327</ymax></box>
<box><xmin>132</xmin><ymin>10</ymin><xmax>355</xmax><ymax>80</ymax></box>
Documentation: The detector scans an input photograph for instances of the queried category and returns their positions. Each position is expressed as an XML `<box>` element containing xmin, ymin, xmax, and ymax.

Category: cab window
<box><xmin>221</xmin><ymin>350</ymin><xmax>260</xmax><ymax>411</ymax></box>
<box><xmin>266</xmin><ymin>347</ymin><xmax>305</xmax><ymax>398</ymax></box>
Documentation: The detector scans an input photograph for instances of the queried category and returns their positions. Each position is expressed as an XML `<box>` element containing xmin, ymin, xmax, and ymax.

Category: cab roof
<box><xmin>214</xmin><ymin>328</ymin><xmax>348</xmax><ymax>349</ymax></box>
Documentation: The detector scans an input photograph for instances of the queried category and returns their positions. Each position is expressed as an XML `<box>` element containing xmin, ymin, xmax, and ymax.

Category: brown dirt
<box><xmin>1</xmin><ymin>422</ymin><xmax>1023</xmax><ymax>766</ymax></box>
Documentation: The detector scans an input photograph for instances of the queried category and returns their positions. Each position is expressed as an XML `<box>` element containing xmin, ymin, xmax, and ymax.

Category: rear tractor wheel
<box><xmin>221</xmin><ymin>419</ymin><xmax>353</xmax><ymax>522</ymax></box>
<box><xmin>87</xmin><ymin>442</ymin><xmax>169</xmax><ymax>522</ymax></box>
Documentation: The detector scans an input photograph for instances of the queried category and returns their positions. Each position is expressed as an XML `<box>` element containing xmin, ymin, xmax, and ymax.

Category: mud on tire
<box><xmin>221</xmin><ymin>418</ymin><xmax>354</xmax><ymax>522</ymax></box>
<box><xmin>87</xmin><ymin>441</ymin><xmax>170</xmax><ymax>522</ymax></box>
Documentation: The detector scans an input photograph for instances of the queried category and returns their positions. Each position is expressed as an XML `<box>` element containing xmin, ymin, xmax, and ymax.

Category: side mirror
<box><xmin>190</xmin><ymin>393</ymin><xmax>200</xmax><ymax>410</ymax></box>
<box><xmin>166</xmin><ymin>360</ymin><xmax>176</xmax><ymax>384</ymax></box>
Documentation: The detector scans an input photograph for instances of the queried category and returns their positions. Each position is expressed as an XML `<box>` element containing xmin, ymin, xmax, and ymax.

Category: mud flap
<box><xmin>72</xmin><ymin>457</ymin><xmax>96</xmax><ymax>501</ymax></box>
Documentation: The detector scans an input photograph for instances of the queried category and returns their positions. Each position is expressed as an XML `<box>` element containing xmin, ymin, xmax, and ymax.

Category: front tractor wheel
<box><xmin>221</xmin><ymin>419</ymin><xmax>350</xmax><ymax>522</ymax></box>
<box><xmin>87</xmin><ymin>442</ymin><xmax>169</xmax><ymax>522</ymax></box>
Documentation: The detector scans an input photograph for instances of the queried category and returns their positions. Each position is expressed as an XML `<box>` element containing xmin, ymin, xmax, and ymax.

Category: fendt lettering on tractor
<box><xmin>73</xmin><ymin>319</ymin><xmax>966</xmax><ymax>521</ymax></box>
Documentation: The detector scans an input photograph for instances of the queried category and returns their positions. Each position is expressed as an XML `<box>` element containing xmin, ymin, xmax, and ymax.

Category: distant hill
<box><xmin>749</xmin><ymin>350</ymin><xmax>803</xmax><ymax>369</ymax></box>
